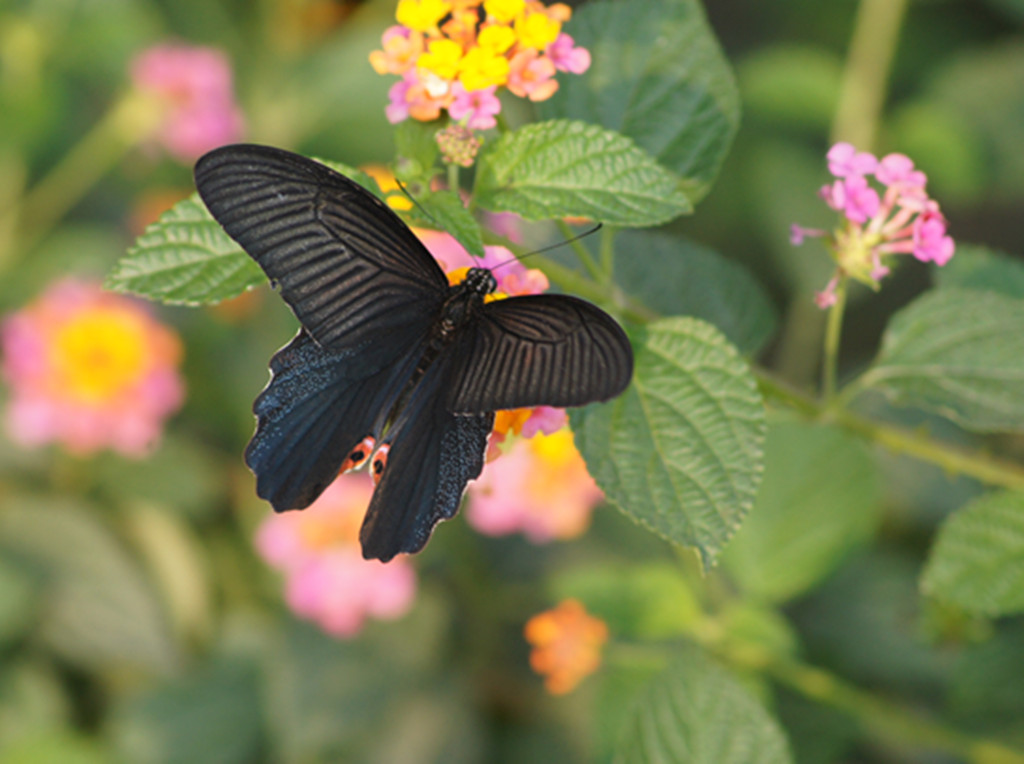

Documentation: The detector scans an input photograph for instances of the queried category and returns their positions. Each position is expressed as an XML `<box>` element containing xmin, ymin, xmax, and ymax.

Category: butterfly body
<box><xmin>195</xmin><ymin>144</ymin><xmax>633</xmax><ymax>561</ymax></box>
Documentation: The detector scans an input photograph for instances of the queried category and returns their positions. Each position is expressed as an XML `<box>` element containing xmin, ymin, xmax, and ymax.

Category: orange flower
<box><xmin>525</xmin><ymin>599</ymin><xmax>608</xmax><ymax>694</ymax></box>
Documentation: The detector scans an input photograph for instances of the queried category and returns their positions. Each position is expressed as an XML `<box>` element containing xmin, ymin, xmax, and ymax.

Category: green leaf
<box><xmin>550</xmin><ymin>561</ymin><xmax>700</xmax><ymax>639</ymax></box>
<box><xmin>0</xmin><ymin>498</ymin><xmax>179</xmax><ymax>675</ymax></box>
<box><xmin>105</xmin><ymin>194</ymin><xmax>263</xmax><ymax>305</ymax></box>
<box><xmin>613</xmin><ymin>230</ymin><xmax>777</xmax><ymax>355</ymax></box>
<box><xmin>921</xmin><ymin>491</ymin><xmax>1024</xmax><ymax>615</ymax></box>
<box><xmin>738</xmin><ymin>45</ymin><xmax>841</xmax><ymax>131</ymax></box>
<box><xmin>571</xmin><ymin>318</ymin><xmax>765</xmax><ymax>568</ymax></box>
<box><xmin>540</xmin><ymin>0</ymin><xmax>740</xmax><ymax>203</ymax></box>
<box><xmin>722</xmin><ymin>421</ymin><xmax>883</xmax><ymax>603</ymax></box>
<box><xmin>106</xmin><ymin>158</ymin><xmax>378</xmax><ymax>306</ymax></box>
<box><xmin>417</xmin><ymin>191</ymin><xmax>484</xmax><ymax>257</ymax></box>
<box><xmin>613</xmin><ymin>645</ymin><xmax>792</xmax><ymax>764</ymax></box>
<box><xmin>111</xmin><ymin>657</ymin><xmax>264</xmax><ymax>764</ymax></box>
<box><xmin>394</xmin><ymin>118</ymin><xmax>440</xmax><ymax>179</ymax></box>
<box><xmin>474</xmin><ymin>120</ymin><xmax>691</xmax><ymax>226</ymax></box>
<box><xmin>933</xmin><ymin>243</ymin><xmax>1024</xmax><ymax>299</ymax></box>
<box><xmin>861</xmin><ymin>289</ymin><xmax>1024</xmax><ymax>432</ymax></box>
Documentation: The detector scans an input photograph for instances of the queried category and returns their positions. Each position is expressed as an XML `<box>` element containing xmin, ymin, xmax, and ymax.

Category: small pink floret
<box><xmin>547</xmin><ymin>34</ymin><xmax>591</xmax><ymax>74</ymax></box>
<box><xmin>876</xmin><ymin>153</ymin><xmax>927</xmax><ymax>189</ymax></box>
<box><xmin>827</xmin><ymin>142</ymin><xmax>878</xmax><ymax>178</ymax></box>
<box><xmin>448</xmin><ymin>83</ymin><xmax>501</xmax><ymax>130</ymax></box>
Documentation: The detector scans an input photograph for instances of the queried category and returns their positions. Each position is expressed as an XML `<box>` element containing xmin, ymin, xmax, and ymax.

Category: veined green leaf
<box><xmin>571</xmin><ymin>317</ymin><xmax>765</xmax><ymax>568</ymax></box>
<box><xmin>105</xmin><ymin>193</ymin><xmax>264</xmax><ymax>305</ymax></box>
<box><xmin>922</xmin><ymin>490</ymin><xmax>1024</xmax><ymax>615</ymax></box>
<box><xmin>861</xmin><ymin>289</ymin><xmax>1024</xmax><ymax>431</ymax></box>
<box><xmin>417</xmin><ymin>191</ymin><xmax>484</xmax><ymax>258</ymax></box>
<box><xmin>106</xmin><ymin>159</ymin><xmax>379</xmax><ymax>306</ymax></box>
<box><xmin>613</xmin><ymin>645</ymin><xmax>792</xmax><ymax>764</ymax></box>
<box><xmin>541</xmin><ymin>0</ymin><xmax>740</xmax><ymax>203</ymax></box>
<box><xmin>613</xmin><ymin>230</ymin><xmax>777</xmax><ymax>355</ymax></box>
<box><xmin>933</xmin><ymin>243</ymin><xmax>1024</xmax><ymax>299</ymax></box>
<box><xmin>723</xmin><ymin>421</ymin><xmax>883</xmax><ymax>603</ymax></box>
<box><xmin>475</xmin><ymin>120</ymin><xmax>691</xmax><ymax>227</ymax></box>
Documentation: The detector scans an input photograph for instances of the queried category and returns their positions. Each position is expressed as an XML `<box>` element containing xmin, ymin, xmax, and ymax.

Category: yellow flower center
<box><xmin>396</xmin><ymin>0</ymin><xmax>452</xmax><ymax>32</ymax></box>
<box><xmin>484</xmin><ymin>0</ymin><xmax>525</xmax><ymax>24</ymax></box>
<box><xmin>529</xmin><ymin>428</ymin><xmax>576</xmax><ymax>467</ymax></box>
<box><xmin>459</xmin><ymin>46</ymin><xmax>510</xmax><ymax>90</ymax></box>
<box><xmin>515</xmin><ymin>11</ymin><xmax>560</xmax><ymax>50</ymax></box>
<box><xmin>51</xmin><ymin>306</ymin><xmax>151</xmax><ymax>404</ymax></box>
<box><xmin>418</xmin><ymin>37</ymin><xmax>463</xmax><ymax>80</ymax></box>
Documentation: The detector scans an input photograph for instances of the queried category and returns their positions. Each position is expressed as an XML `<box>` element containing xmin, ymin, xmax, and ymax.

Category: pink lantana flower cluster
<box><xmin>130</xmin><ymin>44</ymin><xmax>245</xmax><ymax>163</ymax></box>
<box><xmin>791</xmin><ymin>142</ymin><xmax>956</xmax><ymax>309</ymax></box>
<box><xmin>1</xmin><ymin>280</ymin><xmax>184</xmax><ymax>456</ymax></box>
<box><xmin>370</xmin><ymin>0</ymin><xmax>591</xmax><ymax>131</ymax></box>
<box><xmin>468</xmin><ymin>428</ymin><xmax>603</xmax><ymax>542</ymax></box>
<box><xmin>255</xmin><ymin>473</ymin><xmax>417</xmax><ymax>638</ymax></box>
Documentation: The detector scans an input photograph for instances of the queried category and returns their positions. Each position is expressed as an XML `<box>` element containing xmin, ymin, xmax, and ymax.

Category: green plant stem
<box><xmin>832</xmin><ymin>0</ymin><xmax>910</xmax><ymax>148</ymax></box>
<box><xmin>822</xmin><ymin>276</ymin><xmax>848</xmax><ymax>403</ymax></box>
<box><xmin>447</xmin><ymin>162</ymin><xmax>460</xmax><ymax>196</ymax></box>
<box><xmin>0</xmin><ymin>91</ymin><xmax>162</xmax><ymax>271</ymax></box>
<box><xmin>555</xmin><ymin>219</ymin><xmax>603</xmax><ymax>282</ymax></box>
<box><xmin>776</xmin><ymin>0</ymin><xmax>908</xmax><ymax>387</ymax></box>
<box><xmin>709</xmin><ymin>639</ymin><xmax>1024</xmax><ymax>763</ymax></box>
<box><xmin>757</xmin><ymin>372</ymin><xmax>1024</xmax><ymax>491</ymax></box>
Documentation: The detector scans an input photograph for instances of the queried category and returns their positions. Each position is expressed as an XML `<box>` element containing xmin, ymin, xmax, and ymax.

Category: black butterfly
<box><xmin>194</xmin><ymin>144</ymin><xmax>633</xmax><ymax>561</ymax></box>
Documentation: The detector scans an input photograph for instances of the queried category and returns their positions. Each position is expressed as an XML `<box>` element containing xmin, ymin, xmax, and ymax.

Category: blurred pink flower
<box><xmin>255</xmin><ymin>473</ymin><xmax>417</xmax><ymax>638</ymax></box>
<box><xmin>1</xmin><ymin>279</ymin><xmax>184</xmax><ymax>456</ymax></box>
<box><xmin>467</xmin><ymin>428</ymin><xmax>603</xmax><ymax>542</ymax></box>
<box><xmin>506</xmin><ymin>48</ymin><xmax>559</xmax><ymax>101</ymax></box>
<box><xmin>547</xmin><ymin>33</ymin><xmax>591</xmax><ymax>74</ymax></box>
<box><xmin>130</xmin><ymin>43</ymin><xmax>244</xmax><ymax>162</ymax></box>
<box><xmin>794</xmin><ymin>143</ymin><xmax>955</xmax><ymax>308</ymax></box>
<box><xmin>448</xmin><ymin>83</ymin><xmax>501</xmax><ymax>130</ymax></box>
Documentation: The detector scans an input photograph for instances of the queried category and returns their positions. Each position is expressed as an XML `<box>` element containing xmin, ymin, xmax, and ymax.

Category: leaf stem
<box><xmin>757</xmin><ymin>372</ymin><xmax>1024</xmax><ymax>491</ymax></box>
<box><xmin>831</xmin><ymin>0</ymin><xmax>910</xmax><ymax>149</ymax></box>
<box><xmin>446</xmin><ymin>162</ymin><xmax>460</xmax><ymax>196</ymax></box>
<box><xmin>707</xmin><ymin>637</ymin><xmax>1024</xmax><ymax>763</ymax></box>
<box><xmin>822</xmin><ymin>275</ymin><xmax>848</xmax><ymax>403</ymax></box>
<box><xmin>0</xmin><ymin>91</ymin><xmax>162</xmax><ymax>271</ymax></box>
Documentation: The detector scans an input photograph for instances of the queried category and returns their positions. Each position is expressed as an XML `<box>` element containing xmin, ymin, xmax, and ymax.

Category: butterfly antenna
<box><xmin>491</xmin><ymin>223</ymin><xmax>603</xmax><ymax>272</ymax></box>
<box><xmin>394</xmin><ymin>176</ymin><xmax>440</xmax><ymax>228</ymax></box>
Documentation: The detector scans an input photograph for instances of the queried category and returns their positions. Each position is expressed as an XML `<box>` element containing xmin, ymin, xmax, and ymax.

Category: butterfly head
<box><xmin>464</xmin><ymin>267</ymin><xmax>497</xmax><ymax>296</ymax></box>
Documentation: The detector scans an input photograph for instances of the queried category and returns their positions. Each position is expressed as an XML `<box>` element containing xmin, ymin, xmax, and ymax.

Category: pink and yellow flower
<box><xmin>792</xmin><ymin>142</ymin><xmax>955</xmax><ymax>308</ymax></box>
<box><xmin>1</xmin><ymin>279</ymin><xmax>184</xmax><ymax>456</ymax></box>
<box><xmin>255</xmin><ymin>473</ymin><xmax>417</xmax><ymax>638</ymax></box>
<box><xmin>370</xmin><ymin>0</ymin><xmax>590</xmax><ymax>146</ymax></box>
<box><xmin>467</xmin><ymin>428</ymin><xmax>602</xmax><ymax>542</ymax></box>
<box><xmin>525</xmin><ymin>599</ymin><xmax>608</xmax><ymax>694</ymax></box>
<box><xmin>130</xmin><ymin>44</ymin><xmax>245</xmax><ymax>163</ymax></box>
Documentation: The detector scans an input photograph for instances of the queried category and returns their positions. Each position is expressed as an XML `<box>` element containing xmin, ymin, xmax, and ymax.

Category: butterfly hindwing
<box><xmin>194</xmin><ymin>144</ymin><xmax>449</xmax><ymax>350</ymax></box>
<box><xmin>360</xmin><ymin>352</ymin><xmax>494</xmax><ymax>562</ymax></box>
<box><xmin>448</xmin><ymin>294</ymin><xmax>634</xmax><ymax>412</ymax></box>
<box><xmin>246</xmin><ymin>329</ymin><xmax>422</xmax><ymax>511</ymax></box>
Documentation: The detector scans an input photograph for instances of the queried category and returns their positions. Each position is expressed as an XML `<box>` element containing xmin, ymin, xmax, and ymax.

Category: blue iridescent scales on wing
<box><xmin>194</xmin><ymin>144</ymin><xmax>633</xmax><ymax>562</ymax></box>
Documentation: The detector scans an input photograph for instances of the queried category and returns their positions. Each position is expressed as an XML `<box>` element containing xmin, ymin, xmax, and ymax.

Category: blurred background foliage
<box><xmin>1</xmin><ymin>0</ymin><xmax>1024</xmax><ymax>762</ymax></box>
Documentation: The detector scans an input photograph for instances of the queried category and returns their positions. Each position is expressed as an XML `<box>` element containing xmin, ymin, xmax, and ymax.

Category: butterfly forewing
<box><xmin>448</xmin><ymin>294</ymin><xmax>634</xmax><ymax>412</ymax></box>
<box><xmin>194</xmin><ymin>144</ymin><xmax>449</xmax><ymax>350</ymax></box>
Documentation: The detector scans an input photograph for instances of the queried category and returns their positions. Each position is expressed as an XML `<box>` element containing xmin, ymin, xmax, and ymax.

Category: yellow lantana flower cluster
<box><xmin>370</xmin><ymin>0</ymin><xmax>591</xmax><ymax>130</ymax></box>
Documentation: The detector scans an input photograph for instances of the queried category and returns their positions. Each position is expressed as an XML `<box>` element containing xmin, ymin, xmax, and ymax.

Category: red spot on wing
<box><xmin>372</xmin><ymin>443</ymin><xmax>391</xmax><ymax>485</ymax></box>
<box><xmin>340</xmin><ymin>436</ymin><xmax>376</xmax><ymax>474</ymax></box>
